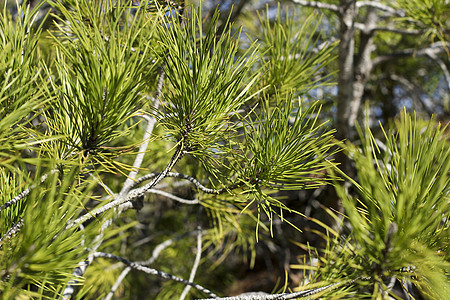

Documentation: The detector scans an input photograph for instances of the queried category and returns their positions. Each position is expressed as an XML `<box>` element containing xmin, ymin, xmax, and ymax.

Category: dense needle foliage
<box><xmin>0</xmin><ymin>0</ymin><xmax>448</xmax><ymax>299</ymax></box>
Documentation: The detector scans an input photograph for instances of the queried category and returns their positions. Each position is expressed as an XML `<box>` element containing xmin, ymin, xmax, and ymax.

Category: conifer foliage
<box><xmin>0</xmin><ymin>1</ymin><xmax>448</xmax><ymax>299</ymax></box>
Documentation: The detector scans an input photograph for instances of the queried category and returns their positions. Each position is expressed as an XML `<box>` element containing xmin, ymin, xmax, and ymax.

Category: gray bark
<box><xmin>336</xmin><ymin>0</ymin><xmax>356</xmax><ymax>144</ymax></box>
<box><xmin>350</xmin><ymin>5</ymin><xmax>378</xmax><ymax>134</ymax></box>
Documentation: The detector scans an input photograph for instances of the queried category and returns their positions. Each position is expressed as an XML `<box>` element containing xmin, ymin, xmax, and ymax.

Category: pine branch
<box><xmin>0</xmin><ymin>217</ymin><xmax>23</xmax><ymax>244</ymax></box>
<box><xmin>200</xmin><ymin>281</ymin><xmax>347</xmax><ymax>300</ymax></box>
<box><xmin>354</xmin><ymin>23</ymin><xmax>422</xmax><ymax>35</ymax></box>
<box><xmin>426</xmin><ymin>50</ymin><xmax>450</xmax><ymax>91</ymax></box>
<box><xmin>0</xmin><ymin>171</ymin><xmax>55</xmax><ymax>213</ymax></box>
<box><xmin>67</xmin><ymin>144</ymin><xmax>185</xmax><ymax>229</ymax></box>
<box><xmin>372</xmin><ymin>41</ymin><xmax>449</xmax><ymax>66</ymax></box>
<box><xmin>289</xmin><ymin>0</ymin><xmax>340</xmax><ymax>13</ymax></box>
<box><xmin>105</xmin><ymin>231</ymin><xmax>197</xmax><ymax>300</ymax></box>
<box><xmin>135</xmin><ymin>172</ymin><xmax>244</xmax><ymax>194</ymax></box>
<box><xmin>63</xmin><ymin>116</ymin><xmax>180</xmax><ymax>298</ymax></box>
<box><xmin>147</xmin><ymin>189</ymin><xmax>199</xmax><ymax>204</ymax></box>
<box><xmin>120</xmin><ymin>66</ymin><xmax>165</xmax><ymax>196</ymax></box>
<box><xmin>0</xmin><ymin>189</ymin><xmax>30</xmax><ymax>213</ymax></box>
<box><xmin>290</xmin><ymin>0</ymin><xmax>406</xmax><ymax>17</ymax></box>
<box><xmin>355</xmin><ymin>1</ymin><xmax>405</xmax><ymax>17</ymax></box>
<box><xmin>102</xmin><ymin>34</ymin><xmax>156</xmax><ymax>62</ymax></box>
<box><xmin>180</xmin><ymin>207</ymin><xmax>203</xmax><ymax>300</ymax></box>
<box><xmin>93</xmin><ymin>251</ymin><xmax>218</xmax><ymax>298</ymax></box>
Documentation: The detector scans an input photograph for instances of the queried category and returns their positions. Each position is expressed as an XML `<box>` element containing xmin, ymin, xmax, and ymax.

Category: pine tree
<box><xmin>0</xmin><ymin>1</ymin><xmax>448</xmax><ymax>299</ymax></box>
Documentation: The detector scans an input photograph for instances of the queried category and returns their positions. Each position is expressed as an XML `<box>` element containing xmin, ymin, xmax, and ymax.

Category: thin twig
<box><xmin>355</xmin><ymin>1</ymin><xmax>405</xmax><ymax>17</ymax></box>
<box><xmin>291</xmin><ymin>0</ymin><xmax>406</xmax><ymax>17</ymax></box>
<box><xmin>94</xmin><ymin>252</ymin><xmax>217</xmax><ymax>298</ymax></box>
<box><xmin>180</xmin><ymin>207</ymin><xmax>203</xmax><ymax>300</ymax></box>
<box><xmin>120</xmin><ymin>66</ymin><xmax>165</xmax><ymax>196</ymax></box>
<box><xmin>426</xmin><ymin>50</ymin><xmax>450</xmax><ymax>91</ymax></box>
<box><xmin>104</xmin><ymin>231</ymin><xmax>197</xmax><ymax>300</ymax></box>
<box><xmin>61</xmin><ymin>254</ymin><xmax>94</xmax><ymax>300</ymax></box>
<box><xmin>0</xmin><ymin>217</ymin><xmax>23</xmax><ymax>244</ymax></box>
<box><xmin>199</xmin><ymin>279</ymin><xmax>360</xmax><ymax>300</ymax></box>
<box><xmin>0</xmin><ymin>189</ymin><xmax>30</xmax><ymax>213</ymax></box>
<box><xmin>135</xmin><ymin>172</ymin><xmax>244</xmax><ymax>195</ymax></box>
<box><xmin>0</xmin><ymin>171</ymin><xmax>55</xmax><ymax>213</ymax></box>
<box><xmin>104</xmin><ymin>266</ymin><xmax>131</xmax><ymax>300</ymax></box>
<box><xmin>147</xmin><ymin>189</ymin><xmax>199</xmax><ymax>204</ymax></box>
<box><xmin>373</xmin><ymin>41</ymin><xmax>449</xmax><ymax>66</ymax></box>
<box><xmin>63</xmin><ymin>149</ymin><xmax>184</xmax><ymax>297</ymax></box>
<box><xmin>354</xmin><ymin>23</ymin><xmax>422</xmax><ymax>35</ymax></box>
<box><xmin>289</xmin><ymin>0</ymin><xmax>340</xmax><ymax>13</ymax></box>
<box><xmin>67</xmin><ymin>144</ymin><xmax>184</xmax><ymax>229</ymax></box>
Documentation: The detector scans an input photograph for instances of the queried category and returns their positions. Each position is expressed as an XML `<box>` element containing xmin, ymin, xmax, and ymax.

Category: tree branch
<box><xmin>119</xmin><ymin>66</ymin><xmax>165</xmax><ymax>196</ymax></box>
<box><xmin>0</xmin><ymin>189</ymin><xmax>30</xmax><ymax>213</ymax></box>
<box><xmin>147</xmin><ymin>189</ymin><xmax>199</xmax><ymax>204</ymax></box>
<box><xmin>354</xmin><ymin>23</ymin><xmax>422</xmax><ymax>35</ymax></box>
<box><xmin>179</xmin><ymin>207</ymin><xmax>203</xmax><ymax>300</ymax></box>
<box><xmin>93</xmin><ymin>252</ymin><xmax>217</xmax><ymax>298</ymax></box>
<box><xmin>0</xmin><ymin>171</ymin><xmax>55</xmax><ymax>213</ymax></box>
<box><xmin>389</xmin><ymin>74</ymin><xmax>434</xmax><ymax>117</ymax></box>
<box><xmin>62</xmin><ymin>66</ymin><xmax>169</xmax><ymax>299</ymax></box>
<box><xmin>104</xmin><ymin>266</ymin><xmax>131</xmax><ymax>300</ymax></box>
<box><xmin>289</xmin><ymin>0</ymin><xmax>340</xmax><ymax>13</ymax></box>
<box><xmin>426</xmin><ymin>50</ymin><xmax>450</xmax><ymax>91</ymax></box>
<box><xmin>104</xmin><ymin>232</ymin><xmax>195</xmax><ymax>300</ymax></box>
<box><xmin>355</xmin><ymin>1</ymin><xmax>405</xmax><ymax>17</ymax></box>
<box><xmin>200</xmin><ymin>281</ymin><xmax>343</xmax><ymax>300</ymax></box>
<box><xmin>62</xmin><ymin>147</ymin><xmax>186</xmax><ymax>298</ymax></box>
<box><xmin>373</xmin><ymin>42</ymin><xmax>449</xmax><ymax>66</ymax></box>
<box><xmin>291</xmin><ymin>0</ymin><xmax>406</xmax><ymax>17</ymax></box>
<box><xmin>134</xmin><ymin>172</ymin><xmax>245</xmax><ymax>195</ymax></box>
<box><xmin>0</xmin><ymin>217</ymin><xmax>23</xmax><ymax>244</ymax></box>
<box><xmin>67</xmin><ymin>144</ymin><xmax>185</xmax><ymax>229</ymax></box>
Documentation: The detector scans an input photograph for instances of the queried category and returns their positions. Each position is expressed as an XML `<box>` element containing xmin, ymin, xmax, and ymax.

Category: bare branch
<box><xmin>0</xmin><ymin>171</ymin><xmax>55</xmax><ymax>213</ymax></box>
<box><xmin>120</xmin><ymin>66</ymin><xmax>165</xmax><ymax>196</ymax></box>
<box><xmin>68</xmin><ymin>145</ymin><xmax>185</xmax><ymax>229</ymax></box>
<box><xmin>147</xmin><ymin>189</ymin><xmax>199</xmax><ymax>205</ymax></box>
<box><xmin>62</xmin><ymin>142</ymin><xmax>185</xmax><ymax>297</ymax></box>
<box><xmin>104</xmin><ymin>266</ymin><xmax>131</xmax><ymax>300</ymax></box>
<box><xmin>354</xmin><ymin>23</ymin><xmax>422</xmax><ymax>35</ymax></box>
<box><xmin>0</xmin><ymin>189</ymin><xmax>30</xmax><ymax>213</ymax></box>
<box><xmin>179</xmin><ymin>208</ymin><xmax>203</xmax><ymax>300</ymax></box>
<box><xmin>291</xmin><ymin>0</ymin><xmax>406</xmax><ymax>17</ymax></box>
<box><xmin>356</xmin><ymin>1</ymin><xmax>405</xmax><ymax>17</ymax></box>
<box><xmin>426</xmin><ymin>50</ymin><xmax>450</xmax><ymax>91</ymax></box>
<box><xmin>373</xmin><ymin>42</ymin><xmax>450</xmax><ymax>66</ymax></box>
<box><xmin>135</xmin><ymin>172</ymin><xmax>244</xmax><ymax>195</ymax></box>
<box><xmin>93</xmin><ymin>252</ymin><xmax>217</xmax><ymax>298</ymax></box>
<box><xmin>62</xmin><ymin>254</ymin><xmax>94</xmax><ymax>300</ymax></box>
<box><xmin>389</xmin><ymin>74</ymin><xmax>434</xmax><ymax>116</ymax></box>
<box><xmin>289</xmin><ymin>0</ymin><xmax>340</xmax><ymax>12</ymax></box>
<box><xmin>0</xmin><ymin>218</ymin><xmax>23</xmax><ymax>244</ymax></box>
<box><xmin>105</xmin><ymin>232</ymin><xmax>198</xmax><ymax>300</ymax></box>
<box><xmin>200</xmin><ymin>282</ymin><xmax>342</xmax><ymax>300</ymax></box>
<box><xmin>167</xmin><ymin>172</ymin><xmax>246</xmax><ymax>194</ymax></box>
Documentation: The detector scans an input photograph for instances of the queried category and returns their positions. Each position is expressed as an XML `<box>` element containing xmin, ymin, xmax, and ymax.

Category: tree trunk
<box><xmin>351</xmin><ymin>6</ymin><xmax>378</xmax><ymax>131</ymax></box>
<box><xmin>334</xmin><ymin>0</ymin><xmax>357</xmax><ymax>191</ymax></box>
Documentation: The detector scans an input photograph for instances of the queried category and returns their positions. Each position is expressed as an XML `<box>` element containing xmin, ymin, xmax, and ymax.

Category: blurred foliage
<box><xmin>293</xmin><ymin>111</ymin><xmax>449</xmax><ymax>298</ymax></box>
